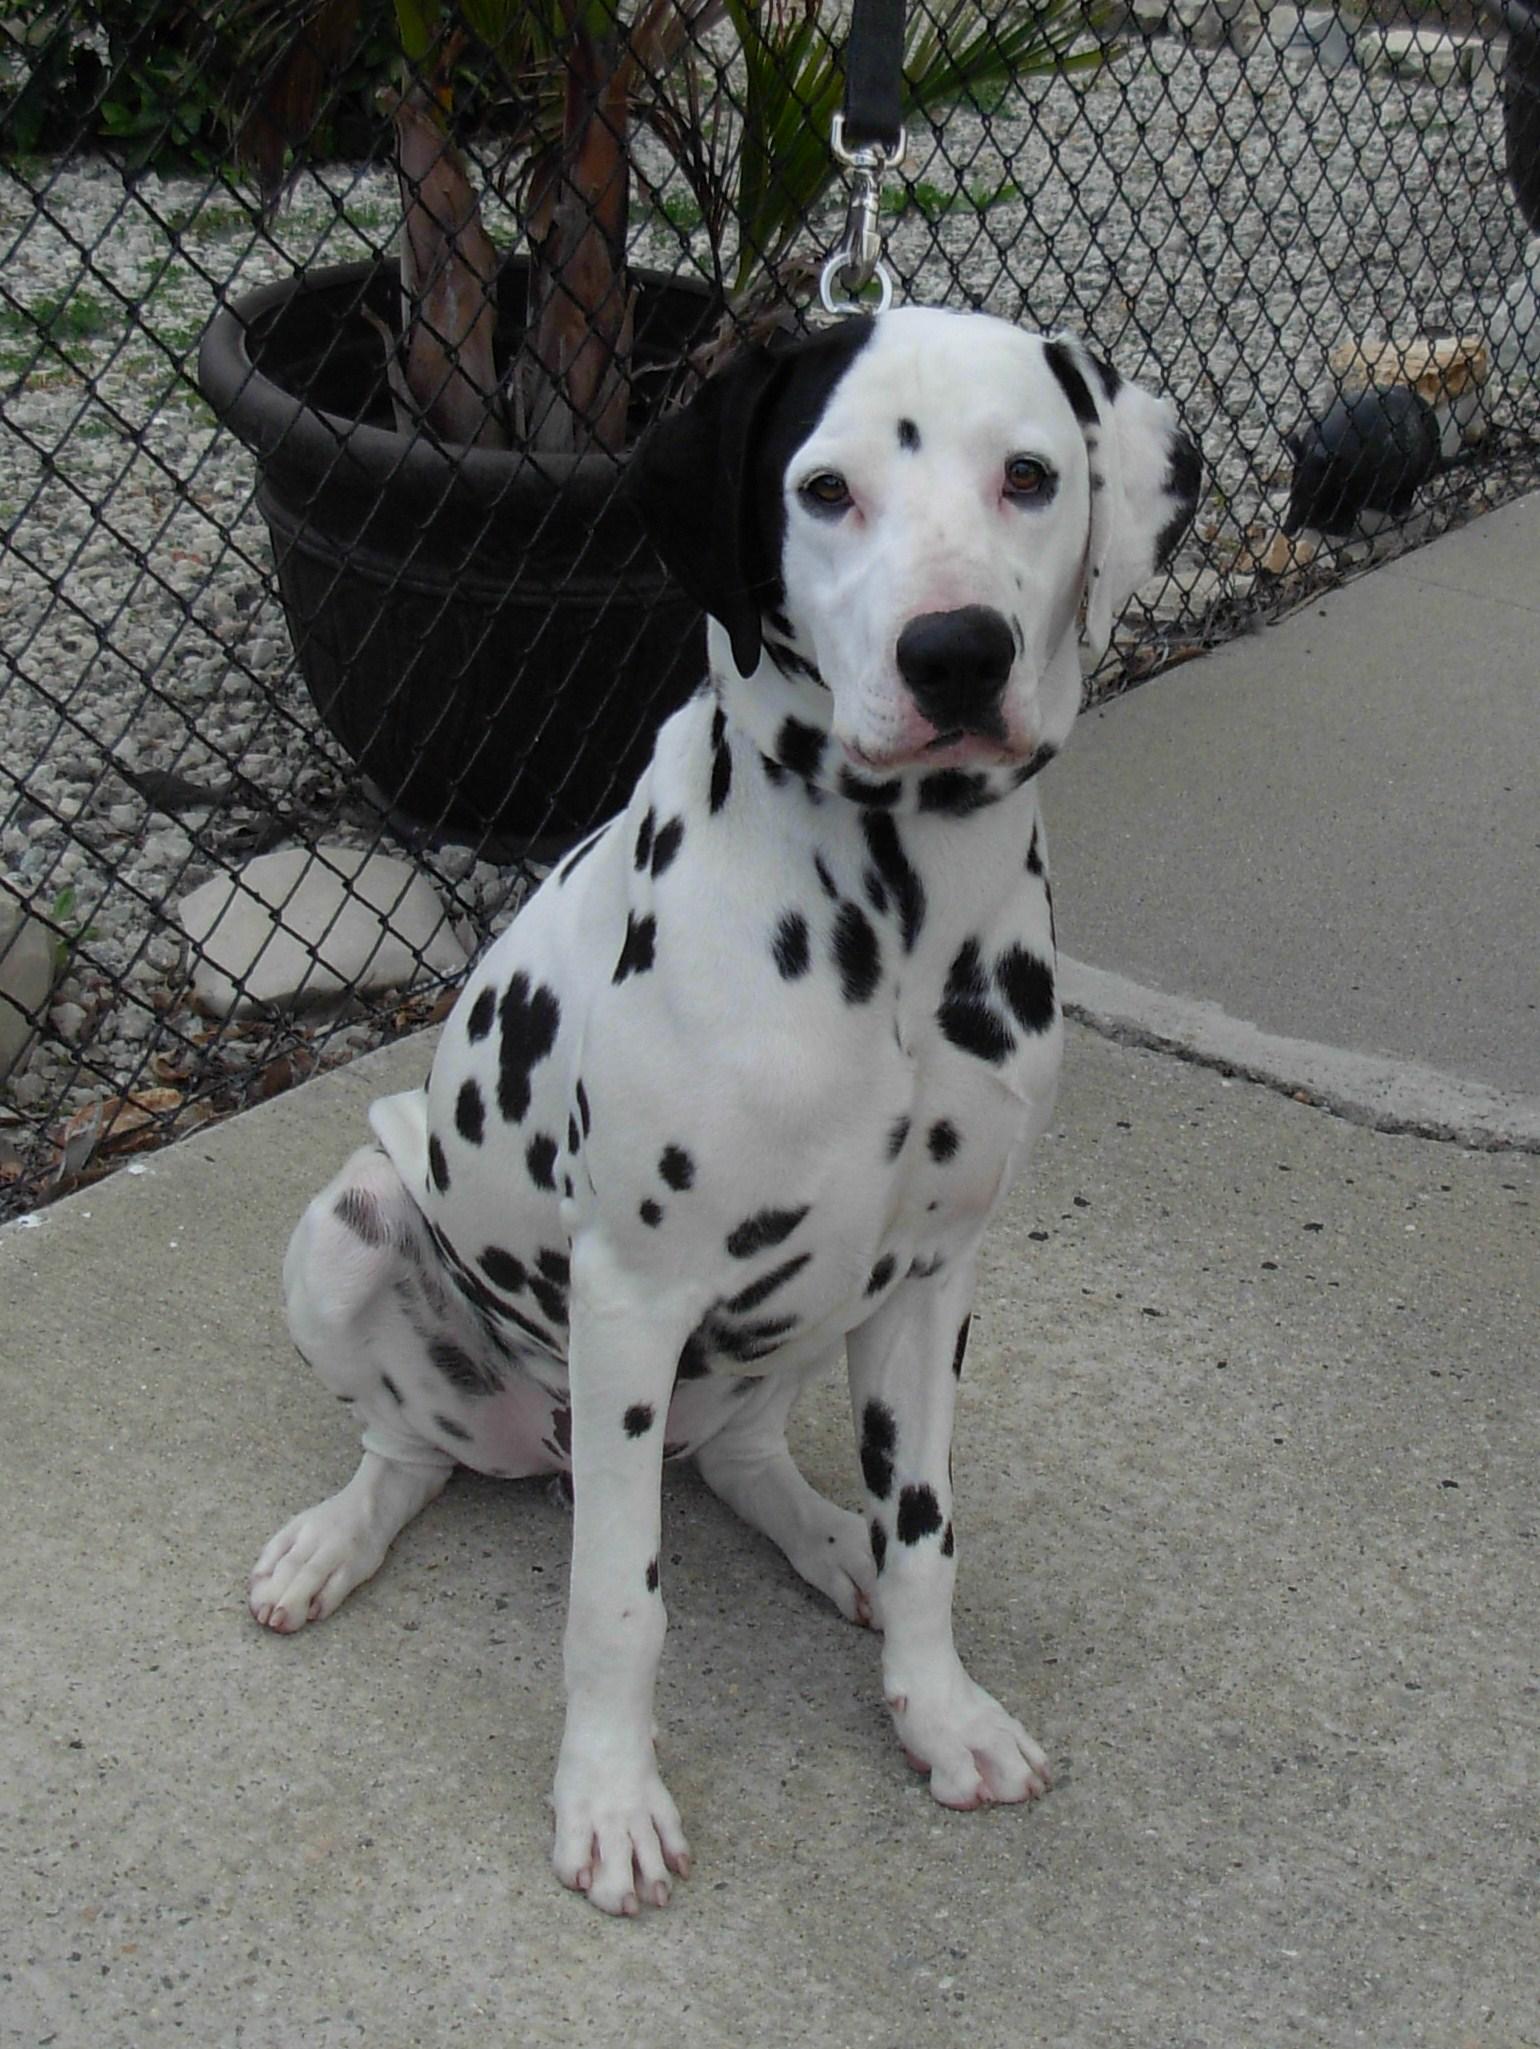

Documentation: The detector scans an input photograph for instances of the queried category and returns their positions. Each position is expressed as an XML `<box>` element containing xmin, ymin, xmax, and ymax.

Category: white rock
<box><xmin>48</xmin><ymin>999</ymin><xmax>88</xmax><ymax>1044</ymax></box>
<box><xmin>1268</xmin><ymin>6</ymin><xmax>1356</xmax><ymax>72</ymax></box>
<box><xmin>1357</xmin><ymin>28</ymin><xmax>1486</xmax><ymax>86</ymax></box>
<box><xmin>1</xmin><ymin>898</ymin><xmax>57</xmax><ymax>1083</ymax></box>
<box><xmin>177</xmin><ymin>847</ymin><xmax>469</xmax><ymax>1018</ymax></box>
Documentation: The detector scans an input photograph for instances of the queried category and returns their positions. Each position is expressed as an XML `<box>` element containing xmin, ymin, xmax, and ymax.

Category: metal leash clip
<box><xmin>819</xmin><ymin>112</ymin><xmax>906</xmax><ymax>316</ymax></box>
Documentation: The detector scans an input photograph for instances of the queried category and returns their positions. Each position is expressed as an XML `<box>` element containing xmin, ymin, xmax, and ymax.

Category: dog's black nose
<box><xmin>895</xmin><ymin>606</ymin><xmax>1015</xmax><ymax>736</ymax></box>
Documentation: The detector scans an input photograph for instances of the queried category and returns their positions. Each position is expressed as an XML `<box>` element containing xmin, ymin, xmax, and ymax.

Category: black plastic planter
<box><xmin>198</xmin><ymin>257</ymin><xmax>713</xmax><ymax>845</ymax></box>
<box><xmin>1490</xmin><ymin>0</ymin><xmax>1540</xmax><ymax>232</ymax></box>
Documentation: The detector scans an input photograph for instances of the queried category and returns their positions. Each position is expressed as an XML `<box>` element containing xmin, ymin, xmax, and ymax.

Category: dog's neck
<box><xmin>707</xmin><ymin>619</ymin><xmax>1056</xmax><ymax>820</ymax></box>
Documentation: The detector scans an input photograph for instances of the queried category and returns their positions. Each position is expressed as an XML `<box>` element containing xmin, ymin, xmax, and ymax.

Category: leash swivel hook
<box><xmin>819</xmin><ymin>112</ymin><xmax>905</xmax><ymax>317</ymax></box>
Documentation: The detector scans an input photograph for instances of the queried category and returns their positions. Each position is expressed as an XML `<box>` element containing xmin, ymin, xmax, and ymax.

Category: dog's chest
<box><xmin>415</xmin><ymin>689</ymin><xmax>1061</xmax><ymax>1382</ymax></box>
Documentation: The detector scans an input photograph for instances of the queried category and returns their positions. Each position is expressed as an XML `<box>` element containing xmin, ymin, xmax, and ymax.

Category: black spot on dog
<box><xmin>1044</xmin><ymin>338</ymin><xmax>1100</xmax><ymax>427</ymax></box>
<box><xmin>651</xmin><ymin>816</ymin><xmax>685</xmax><ymax>878</ymax></box>
<box><xmin>497</xmin><ymin>972</ymin><xmax>561</xmax><ymax>1123</ymax></box>
<box><xmin>767</xmin><ymin>641</ymin><xmax>825</xmax><ymax>688</ymax></box>
<box><xmin>995</xmin><ymin>942</ymin><xmax>1056</xmax><ymax>1034</ymax></box>
<box><xmin>860</xmin><ymin>812</ymin><xmax>926</xmax><ymax>952</ymax></box>
<box><xmin>839</xmin><ymin>767</ymin><xmax>901</xmax><ymax>807</ymax></box>
<box><xmin>761</xmin><ymin>754</ymin><xmax>788</xmax><ymax>787</ymax></box>
<box><xmin>866</xmin><ymin>1253</ymin><xmax>897</xmax><ymax>1296</ymax></box>
<box><xmin>466</xmin><ymin>986</ymin><xmax>496</xmax><ymax>1042</ymax></box>
<box><xmin>896</xmin><ymin>1483</ymin><xmax>944</xmax><ymax>1544</ymax></box>
<box><xmin>709</xmin><ymin>706</ymin><xmax>734</xmax><ymax>814</ymax></box>
<box><xmin>334</xmin><ymin>1187</ymin><xmax>387</xmax><ymax>1246</ymax></box>
<box><xmin>530</xmin><ymin>1276</ymin><xmax>568</xmax><ymax>1327</ymax></box>
<box><xmin>870</xmin><ymin>1519</ymin><xmax>888</xmax><ymax>1573</ymax></box>
<box><xmin>434</xmin><ymin>1412</ymin><xmax>473</xmax><ymax>1443</ymax></box>
<box><xmin>1089</xmin><ymin>350</ymin><xmax>1123</xmax><ymax>405</ymax></box>
<box><xmin>938</xmin><ymin>940</ymin><xmax>1015</xmax><ymax>1064</ymax></box>
<box><xmin>676</xmin><ymin>1329</ymin><xmax>711</xmax><ymax>1380</ymax></box>
<box><xmin>525</xmin><ymin>1131</ymin><xmax>558</xmax><ymax>1190</ymax></box>
<box><xmin>646</xmin><ymin>1557</ymin><xmax>660</xmax><ymax>1592</ymax></box>
<box><xmin>634</xmin><ymin>807</ymin><xmax>655</xmax><ymax>872</ymax></box>
<box><xmin>777</xmin><ymin>716</ymin><xmax>826</xmax><ymax>783</ymax></box>
<box><xmin>454</xmin><ymin>1079</ymin><xmax>485</xmax><ymax>1146</ymax></box>
<box><xmin>908</xmin><ymin>1252</ymin><xmax>947</xmax><ymax>1279</ymax></box>
<box><xmin>659</xmin><ymin>1144</ymin><xmax>695</xmax><ymax>1191</ymax></box>
<box><xmin>478</xmin><ymin>1245</ymin><xmax>527</xmax><ymax>1295</ymax></box>
<box><xmin>832</xmin><ymin>900</ymin><xmax>881</xmax><ymax>1004</ymax></box>
<box><xmin>861</xmin><ymin>1399</ymin><xmax>897</xmax><ymax>1498</ymax></box>
<box><xmin>613</xmin><ymin>912</ymin><xmax>658</xmax><ymax>982</ymax></box>
<box><xmin>723</xmin><ymin>1250</ymin><xmax>812</xmax><ymax>1315</ymax></box>
<box><xmin>381</xmin><ymin>1371</ymin><xmax>404</xmax><ymax>1404</ymax></box>
<box><xmin>886</xmin><ymin>1115</ymin><xmax>911</xmax><ymax>1161</ymax></box>
<box><xmin>566</xmin><ymin>1113</ymin><xmax>580</xmax><ymax>1155</ymax></box>
<box><xmin>927</xmin><ymin>1118</ymin><xmax>960</xmax><ymax>1163</ymax></box>
<box><xmin>941</xmin><ymin>1521</ymin><xmax>955</xmax><ymax>1557</ymax></box>
<box><xmin>897</xmin><ymin>416</ymin><xmax>921</xmax><ymax>451</ymax></box>
<box><xmin>863</xmin><ymin>867</ymin><xmax>888</xmax><ymax>916</ymax></box>
<box><xmin>713</xmin><ymin>1314</ymin><xmax>799</xmax><ymax>1362</ymax></box>
<box><xmin>639</xmin><ymin>1198</ymin><xmax>664</xmax><ymax>1228</ymax></box>
<box><xmin>537</xmin><ymin>1247</ymin><xmax>569</xmax><ymax>1285</ymax></box>
<box><xmin>624</xmin><ymin>1403</ymin><xmax>656</xmax><ymax>1437</ymax></box>
<box><xmin>1026</xmin><ymin>822</ymin><xmax>1045</xmax><ymax>877</ymax></box>
<box><xmin>430</xmin><ymin>1336</ymin><xmax>495</xmax><ymax>1397</ymax></box>
<box><xmin>1156</xmin><ymin>429</ymin><xmax>1203</xmax><ymax>568</ymax></box>
<box><xmin>1012</xmin><ymin>742</ymin><xmax>1058</xmax><ymax>787</ymax></box>
<box><xmin>813</xmin><ymin>854</ymin><xmax>839</xmax><ymax>901</ymax></box>
<box><xmin>918</xmin><ymin>768</ymin><xmax>994</xmax><ymax>817</ymax></box>
<box><xmin>427</xmin><ymin>1134</ymin><xmax>450</xmax><ymax>1194</ymax></box>
<box><xmin>726</xmin><ymin>1205</ymin><xmax>810</xmax><ymax>1258</ymax></box>
<box><xmin>575</xmin><ymin>1080</ymin><xmax>591</xmax><ymax>1136</ymax></box>
<box><xmin>952</xmin><ymin>1315</ymin><xmax>971</xmax><ymax>1378</ymax></box>
<box><xmin>772</xmin><ymin>909</ymin><xmax>811</xmax><ymax>980</ymax></box>
<box><xmin>557</xmin><ymin>825</ymin><xmax>606</xmax><ymax>885</ymax></box>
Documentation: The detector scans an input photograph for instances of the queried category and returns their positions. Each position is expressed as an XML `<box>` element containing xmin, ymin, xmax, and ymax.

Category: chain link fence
<box><xmin>2</xmin><ymin>0</ymin><xmax>1536</xmax><ymax>1220</ymax></box>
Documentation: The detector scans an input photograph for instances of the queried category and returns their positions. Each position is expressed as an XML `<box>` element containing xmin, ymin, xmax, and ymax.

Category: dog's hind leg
<box><xmin>694</xmin><ymin>1364</ymin><xmax>876</xmax><ymax>1627</ymax></box>
<box><xmin>249</xmin><ymin>1146</ymin><xmax>455</xmax><ymax>1633</ymax></box>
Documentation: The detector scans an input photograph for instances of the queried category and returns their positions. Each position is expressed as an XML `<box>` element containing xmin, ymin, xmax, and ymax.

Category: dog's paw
<box><xmin>887</xmin><ymin>1665</ymin><xmax>1051</xmax><ymax>1809</ymax></box>
<box><xmin>551</xmin><ymin>1750</ymin><xmax>691</xmax><ymax>1916</ymax></box>
<box><xmin>785</xmin><ymin>1502</ymin><xmax>878</xmax><ymax>1628</ymax></box>
<box><xmin>250</xmin><ymin>1455</ymin><xmax>451</xmax><ymax>1633</ymax></box>
<box><xmin>249</xmin><ymin>1497</ymin><xmax>393</xmax><ymax>1633</ymax></box>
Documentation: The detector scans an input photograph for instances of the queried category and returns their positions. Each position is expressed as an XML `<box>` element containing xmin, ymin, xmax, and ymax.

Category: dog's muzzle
<box><xmin>895</xmin><ymin>606</ymin><xmax>1015</xmax><ymax>742</ymax></box>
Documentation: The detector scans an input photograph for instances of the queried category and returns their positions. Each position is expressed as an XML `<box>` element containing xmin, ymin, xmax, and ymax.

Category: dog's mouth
<box><xmin>846</xmin><ymin>728</ymin><xmax>1021</xmax><ymax>774</ymax></box>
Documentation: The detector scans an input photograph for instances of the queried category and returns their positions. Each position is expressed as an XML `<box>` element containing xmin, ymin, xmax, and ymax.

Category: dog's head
<box><xmin>635</xmin><ymin>307</ymin><xmax>1200</xmax><ymax>777</ymax></box>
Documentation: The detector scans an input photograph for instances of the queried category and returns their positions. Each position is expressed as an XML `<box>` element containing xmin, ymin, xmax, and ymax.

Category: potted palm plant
<box><xmin>198</xmin><ymin>0</ymin><xmax>1107</xmax><ymax>844</ymax></box>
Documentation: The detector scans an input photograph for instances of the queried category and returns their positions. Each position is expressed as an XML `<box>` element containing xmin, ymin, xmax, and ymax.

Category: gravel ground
<box><xmin>1</xmin><ymin>12</ymin><xmax>1536</xmax><ymax>1214</ymax></box>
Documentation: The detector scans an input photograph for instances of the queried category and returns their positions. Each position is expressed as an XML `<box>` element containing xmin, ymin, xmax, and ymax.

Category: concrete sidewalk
<box><xmin>3</xmin><ymin>506</ymin><xmax>1538</xmax><ymax>2048</ymax></box>
<box><xmin>1047</xmin><ymin>493</ymin><xmax>1540</xmax><ymax>1148</ymax></box>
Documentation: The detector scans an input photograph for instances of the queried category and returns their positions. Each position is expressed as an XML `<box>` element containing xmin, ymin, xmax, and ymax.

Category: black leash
<box><xmin>820</xmin><ymin>0</ymin><xmax>907</xmax><ymax>314</ymax></box>
<box><xmin>842</xmin><ymin>0</ymin><xmax>906</xmax><ymax>151</ymax></box>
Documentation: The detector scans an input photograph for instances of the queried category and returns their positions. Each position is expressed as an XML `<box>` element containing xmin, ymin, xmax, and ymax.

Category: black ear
<box><xmin>629</xmin><ymin>345</ymin><xmax>790</xmax><ymax>677</ymax></box>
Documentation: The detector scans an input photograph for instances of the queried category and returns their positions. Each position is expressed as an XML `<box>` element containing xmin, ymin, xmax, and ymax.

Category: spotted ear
<box><xmin>1044</xmin><ymin>334</ymin><xmax>1202</xmax><ymax>664</ymax></box>
<box><xmin>628</xmin><ymin>344</ymin><xmax>790</xmax><ymax>677</ymax></box>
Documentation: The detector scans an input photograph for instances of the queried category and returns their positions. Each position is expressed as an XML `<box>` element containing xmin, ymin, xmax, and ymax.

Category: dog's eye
<box><xmin>1004</xmin><ymin>455</ymin><xmax>1054</xmax><ymax>500</ymax></box>
<box><xmin>799</xmin><ymin>471</ymin><xmax>851</xmax><ymax>512</ymax></box>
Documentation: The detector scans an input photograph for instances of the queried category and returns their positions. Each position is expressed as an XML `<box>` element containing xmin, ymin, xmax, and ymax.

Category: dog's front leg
<box><xmin>847</xmin><ymin>1260</ymin><xmax>1052</xmax><ymax>1810</ymax></box>
<box><xmin>551</xmin><ymin>1234</ymin><xmax>696</xmax><ymax>1915</ymax></box>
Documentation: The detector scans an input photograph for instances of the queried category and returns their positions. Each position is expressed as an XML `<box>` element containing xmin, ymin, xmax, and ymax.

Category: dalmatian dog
<box><xmin>250</xmin><ymin>306</ymin><xmax>1200</xmax><ymax>1916</ymax></box>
